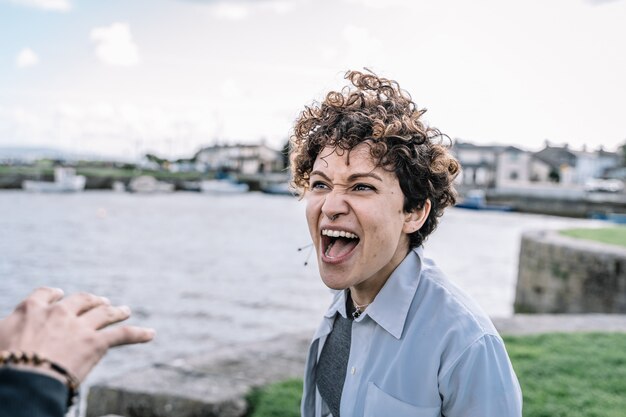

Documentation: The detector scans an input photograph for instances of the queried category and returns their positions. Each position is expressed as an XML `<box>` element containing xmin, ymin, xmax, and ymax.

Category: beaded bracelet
<box><xmin>0</xmin><ymin>350</ymin><xmax>80</xmax><ymax>408</ymax></box>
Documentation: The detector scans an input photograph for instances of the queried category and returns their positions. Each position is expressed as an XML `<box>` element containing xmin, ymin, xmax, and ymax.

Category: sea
<box><xmin>0</xmin><ymin>190</ymin><xmax>602</xmax><ymax>385</ymax></box>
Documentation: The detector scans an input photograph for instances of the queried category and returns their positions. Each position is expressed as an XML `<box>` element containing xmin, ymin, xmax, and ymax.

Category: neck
<box><xmin>349</xmin><ymin>288</ymin><xmax>375</xmax><ymax>308</ymax></box>
<box><xmin>349</xmin><ymin>240</ymin><xmax>411</xmax><ymax>306</ymax></box>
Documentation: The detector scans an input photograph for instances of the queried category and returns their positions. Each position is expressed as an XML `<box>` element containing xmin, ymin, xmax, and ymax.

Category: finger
<box><xmin>27</xmin><ymin>287</ymin><xmax>65</xmax><ymax>305</ymax></box>
<box><xmin>80</xmin><ymin>305</ymin><xmax>131</xmax><ymax>330</ymax></box>
<box><xmin>58</xmin><ymin>292</ymin><xmax>109</xmax><ymax>316</ymax></box>
<box><xmin>101</xmin><ymin>326</ymin><xmax>156</xmax><ymax>348</ymax></box>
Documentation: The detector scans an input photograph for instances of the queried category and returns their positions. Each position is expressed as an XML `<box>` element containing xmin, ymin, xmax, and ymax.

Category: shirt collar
<box><xmin>315</xmin><ymin>247</ymin><xmax>423</xmax><ymax>340</ymax></box>
<box><xmin>324</xmin><ymin>290</ymin><xmax>348</xmax><ymax>319</ymax></box>
<box><xmin>312</xmin><ymin>289</ymin><xmax>348</xmax><ymax>340</ymax></box>
<box><xmin>362</xmin><ymin>247</ymin><xmax>423</xmax><ymax>339</ymax></box>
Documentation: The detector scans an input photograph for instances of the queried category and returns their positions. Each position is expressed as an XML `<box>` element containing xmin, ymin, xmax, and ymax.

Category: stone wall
<box><xmin>86</xmin><ymin>333</ymin><xmax>311</xmax><ymax>417</ymax></box>
<box><xmin>515</xmin><ymin>230</ymin><xmax>626</xmax><ymax>314</ymax></box>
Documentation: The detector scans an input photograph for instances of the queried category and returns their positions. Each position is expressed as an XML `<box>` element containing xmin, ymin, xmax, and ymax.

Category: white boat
<box><xmin>261</xmin><ymin>182</ymin><xmax>294</xmax><ymax>196</ymax></box>
<box><xmin>200</xmin><ymin>179</ymin><xmax>249</xmax><ymax>194</ymax></box>
<box><xmin>22</xmin><ymin>167</ymin><xmax>86</xmax><ymax>193</ymax></box>
<box><xmin>112</xmin><ymin>181</ymin><xmax>126</xmax><ymax>192</ymax></box>
<box><xmin>128</xmin><ymin>176</ymin><xmax>175</xmax><ymax>193</ymax></box>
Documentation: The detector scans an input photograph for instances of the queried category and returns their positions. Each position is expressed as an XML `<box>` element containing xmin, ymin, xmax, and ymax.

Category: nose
<box><xmin>321</xmin><ymin>189</ymin><xmax>349</xmax><ymax>221</ymax></box>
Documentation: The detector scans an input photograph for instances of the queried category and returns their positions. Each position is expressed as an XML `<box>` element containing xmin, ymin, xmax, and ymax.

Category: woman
<box><xmin>290</xmin><ymin>71</ymin><xmax>522</xmax><ymax>417</ymax></box>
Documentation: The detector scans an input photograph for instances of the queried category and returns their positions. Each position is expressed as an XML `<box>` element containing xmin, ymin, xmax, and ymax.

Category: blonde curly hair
<box><xmin>290</xmin><ymin>70</ymin><xmax>460</xmax><ymax>248</ymax></box>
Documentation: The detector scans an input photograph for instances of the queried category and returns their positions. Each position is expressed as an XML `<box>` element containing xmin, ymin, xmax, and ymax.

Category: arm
<box><xmin>0</xmin><ymin>287</ymin><xmax>155</xmax><ymax>417</ymax></box>
<box><xmin>439</xmin><ymin>334</ymin><xmax>523</xmax><ymax>417</ymax></box>
<box><xmin>0</xmin><ymin>367</ymin><xmax>68</xmax><ymax>417</ymax></box>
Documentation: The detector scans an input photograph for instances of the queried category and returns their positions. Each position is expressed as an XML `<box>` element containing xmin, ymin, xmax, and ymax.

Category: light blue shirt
<box><xmin>301</xmin><ymin>248</ymin><xmax>522</xmax><ymax>417</ymax></box>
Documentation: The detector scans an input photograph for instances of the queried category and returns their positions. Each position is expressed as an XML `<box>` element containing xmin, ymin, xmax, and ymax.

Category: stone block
<box><xmin>86</xmin><ymin>333</ymin><xmax>311</xmax><ymax>417</ymax></box>
<box><xmin>515</xmin><ymin>230</ymin><xmax>626</xmax><ymax>314</ymax></box>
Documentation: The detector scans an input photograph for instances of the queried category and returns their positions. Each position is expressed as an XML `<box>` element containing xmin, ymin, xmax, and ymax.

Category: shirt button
<box><xmin>351</xmin><ymin>367</ymin><xmax>356</xmax><ymax>375</ymax></box>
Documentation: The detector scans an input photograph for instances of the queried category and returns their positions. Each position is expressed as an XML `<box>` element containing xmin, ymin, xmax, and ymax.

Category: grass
<box><xmin>560</xmin><ymin>227</ymin><xmax>626</xmax><ymax>248</ymax></box>
<box><xmin>246</xmin><ymin>333</ymin><xmax>626</xmax><ymax>417</ymax></box>
<box><xmin>0</xmin><ymin>165</ymin><xmax>204</xmax><ymax>181</ymax></box>
<box><xmin>505</xmin><ymin>333</ymin><xmax>626</xmax><ymax>417</ymax></box>
<box><xmin>246</xmin><ymin>378</ymin><xmax>303</xmax><ymax>417</ymax></box>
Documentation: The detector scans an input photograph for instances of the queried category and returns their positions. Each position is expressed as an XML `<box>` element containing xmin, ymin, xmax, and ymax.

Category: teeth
<box><xmin>322</xmin><ymin>229</ymin><xmax>358</xmax><ymax>239</ymax></box>
<box><xmin>325</xmin><ymin>240</ymin><xmax>334</xmax><ymax>257</ymax></box>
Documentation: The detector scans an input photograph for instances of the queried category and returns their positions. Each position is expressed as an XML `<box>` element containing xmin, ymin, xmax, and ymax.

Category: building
<box><xmin>194</xmin><ymin>144</ymin><xmax>285</xmax><ymax>175</ymax></box>
<box><xmin>453</xmin><ymin>141</ymin><xmax>530</xmax><ymax>188</ymax></box>
<box><xmin>453</xmin><ymin>140</ymin><xmax>623</xmax><ymax>190</ymax></box>
<box><xmin>531</xmin><ymin>144</ymin><xmax>577</xmax><ymax>184</ymax></box>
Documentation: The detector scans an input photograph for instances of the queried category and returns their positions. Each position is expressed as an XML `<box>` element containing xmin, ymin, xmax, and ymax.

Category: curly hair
<box><xmin>290</xmin><ymin>70</ymin><xmax>460</xmax><ymax>248</ymax></box>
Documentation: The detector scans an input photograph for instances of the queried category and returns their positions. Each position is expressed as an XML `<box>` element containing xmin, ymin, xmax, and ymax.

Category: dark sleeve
<box><xmin>0</xmin><ymin>368</ymin><xmax>68</xmax><ymax>417</ymax></box>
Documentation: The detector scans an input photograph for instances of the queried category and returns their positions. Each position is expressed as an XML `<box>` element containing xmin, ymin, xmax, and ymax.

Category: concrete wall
<box><xmin>86</xmin><ymin>334</ymin><xmax>311</xmax><ymax>417</ymax></box>
<box><xmin>515</xmin><ymin>230</ymin><xmax>626</xmax><ymax>314</ymax></box>
<box><xmin>487</xmin><ymin>188</ymin><xmax>626</xmax><ymax>218</ymax></box>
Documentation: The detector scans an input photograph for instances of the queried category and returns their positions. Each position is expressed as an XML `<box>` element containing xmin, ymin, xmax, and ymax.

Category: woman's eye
<box><xmin>353</xmin><ymin>183</ymin><xmax>375</xmax><ymax>192</ymax></box>
<box><xmin>311</xmin><ymin>181</ymin><xmax>329</xmax><ymax>190</ymax></box>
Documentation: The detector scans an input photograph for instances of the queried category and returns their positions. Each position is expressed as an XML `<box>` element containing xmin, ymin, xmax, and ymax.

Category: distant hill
<box><xmin>0</xmin><ymin>146</ymin><xmax>130</xmax><ymax>162</ymax></box>
<box><xmin>0</xmin><ymin>146</ymin><xmax>68</xmax><ymax>161</ymax></box>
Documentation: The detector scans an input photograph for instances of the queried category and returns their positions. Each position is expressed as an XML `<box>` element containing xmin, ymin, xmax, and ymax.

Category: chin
<box><xmin>319</xmin><ymin>270</ymin><xmax>351</xmax><ymax>290</ymax></box>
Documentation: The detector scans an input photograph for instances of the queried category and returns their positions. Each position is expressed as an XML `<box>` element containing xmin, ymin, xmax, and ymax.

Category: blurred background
<box><xmin>1</xmin><ymin>0</ymin><xmax>625</xmax><ymax>387</ymax></box>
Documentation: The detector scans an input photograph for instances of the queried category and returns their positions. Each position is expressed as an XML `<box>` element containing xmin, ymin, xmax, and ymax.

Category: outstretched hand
<box><xmin>0</xmin><ymin>287</ymin><xmax>155</xmax><ymax>382</ymax></box>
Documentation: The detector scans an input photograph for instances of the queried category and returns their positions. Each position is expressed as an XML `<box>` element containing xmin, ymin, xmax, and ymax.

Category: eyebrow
<box><xmin>309</xmin><ymin>170</ymin><xmax>383</xmax><ymax>183</ymax></box>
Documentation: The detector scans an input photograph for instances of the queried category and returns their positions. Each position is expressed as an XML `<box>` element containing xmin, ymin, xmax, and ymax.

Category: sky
<box><xmin>1</xmin><ymin>0</ymin><xmax>625</xmax><ymax>160</ymax></box>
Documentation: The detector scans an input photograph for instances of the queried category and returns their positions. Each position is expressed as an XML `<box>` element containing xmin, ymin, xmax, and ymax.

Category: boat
<box><xmin>128</xmin><ymin>176</ymin><xmax>175</xmax><ymax>193</ymax></box>
<box><xmin>455</xmin><ymin>190</ymin><xmax>514</xmax><ymax>212</ymax></box>
<box><xmin>200</xmin><ymin>179</ymin><xmax>249</xmax><ymax>194</ymax></box>
<box><xmin>590</xmin><ymin>212</ymin><xmax>626</xmax><ymax>224</ymax></box>
<box><xmin>22</xmin><ymin>167</ymin><xmax>86</xmax><ymax>192</ymax></box>
<box><xmin>606</xmin><ymin>213</ymin><xmax>626</xmax><ymax>224</ymax></box>
<box><xmin>180</xmin><ymin>180</ymin><xmax>202</xmax><ymax>192</ymax></box>
<box><xmin>112</xmin><ymin>181</ymin><xmax>126</xmax><ymax>192</ymax></box>
<box><xmin>261</xmin><ymin>182</ymin><xmax>294</xmax><ymax>196</ymax></box>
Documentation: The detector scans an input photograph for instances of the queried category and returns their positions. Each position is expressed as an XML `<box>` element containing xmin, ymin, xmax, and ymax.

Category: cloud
<box><xmin>342</xmin><ymin>25</ymin><xmax>384</xmax><ymax>65</ymax></box>
<box><xmin>180</xmin><ymin>0</ymin><xmax>299</xmax><ymax>20</ymax></box>
<box><xmin>15</xmin><ymin>48</ymin><xmax>39</xmax><ymax>68</ymax></box>
<box><xmin>586</xmin><ymin>0</ymin><xmax>623</xmax><ymax>5</ymax></box>
<box><xmin>262</xmin><ymin>1</ymin><xmax>297</xmax><ymax>14</ymax></box>
<box><xmin>219</xmin><ymin>79</ymin><xmax>245</xmax><ymax>100</ymax></box>
<box><xmin>342</xmin><ymin>0</ymin><xmax>411</xmax><ymax>9</ymax></box>
<box><xmin>89</xmin><ymin>22</ymin><xmax>140</xmax><ymax>67</ymax></box>
<box><xmin>212</xmin><ymin>2</ymin><xmax>250</xmax><ymax>20</ymax></box>
<box><xmin>8</xmin><ymin>0</ymin><xmax>71</xmax><ymax>12</ymax></box>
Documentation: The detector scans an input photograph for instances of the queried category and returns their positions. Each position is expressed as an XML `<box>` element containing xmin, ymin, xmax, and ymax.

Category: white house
<box><xmin>453</xmin><ymin>141</ymin><xmax>531</xmax><ymax>188</ymax></box>
<box><xmin>195</xmin><ymin>143</ymin><xmax>285</xmax><ymax>174</ymax></box>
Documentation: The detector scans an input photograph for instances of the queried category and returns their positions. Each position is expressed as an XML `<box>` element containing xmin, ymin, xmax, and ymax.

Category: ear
<box><xmin>402</xmin><ymin>199</ymin><xmax>431</xmax><ymax>234</ymax></box>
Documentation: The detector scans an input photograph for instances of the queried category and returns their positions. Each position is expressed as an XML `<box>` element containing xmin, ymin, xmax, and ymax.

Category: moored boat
<box><xmin>200</xmin><ymin>179</ymin><xmax>249</xmax><ymax>194</ymax></box>
<box><xmin>128</xmin><ymin>176</ymin><xmax>175</xmax><ymax>193</ymax></box>
<box><xmin>455</xmin><ymin>190</ymin><xmax>514</xmax><ymax>212</ymax></box>
<box><xmin>22</xmin><ymin>167</ymin><xmax>86</xmax><ymax>193</ymax></box>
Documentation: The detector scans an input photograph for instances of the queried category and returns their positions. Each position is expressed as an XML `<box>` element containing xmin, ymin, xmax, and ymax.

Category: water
<box><xmin>0</xmin><ymin>191</ymin><xmax>600</xmax><ymax>384</ymax></box>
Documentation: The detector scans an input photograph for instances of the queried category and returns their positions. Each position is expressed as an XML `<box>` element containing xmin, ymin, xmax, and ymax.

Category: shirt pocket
<box><xmin>363</xmin><ymin>382</ymin><xmax>441</xmax><ymax>417</ymax></box>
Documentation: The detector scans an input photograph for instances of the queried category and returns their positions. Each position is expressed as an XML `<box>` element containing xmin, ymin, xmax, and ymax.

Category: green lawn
<box><xmin>246</xmin><ymin>333</ymin><xmax>626</xmax><ymax>417</ymax></box>
<box><xmin>560</xmin><ymin>227</ymin><xmax>626</xmax><ymax>248</ymax></box>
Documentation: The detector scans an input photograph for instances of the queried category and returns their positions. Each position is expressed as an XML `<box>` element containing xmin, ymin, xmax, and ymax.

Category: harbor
<box><xmin>0</xmin><ymin>190</ymin><xmax>605</xmax><ymax>387</ymax></box>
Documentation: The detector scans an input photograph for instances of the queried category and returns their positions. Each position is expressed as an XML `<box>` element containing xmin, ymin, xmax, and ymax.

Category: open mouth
<box><xmin>321</xmin><ymin>229</ymin><xmax>360</xmax><ymax>260</ymax></box>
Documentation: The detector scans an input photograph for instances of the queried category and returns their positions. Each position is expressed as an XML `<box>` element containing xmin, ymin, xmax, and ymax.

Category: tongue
<box><xmin>328</xmin><ymin>238</ymin><xmax>358</xmax><ymax>258</ymax></box>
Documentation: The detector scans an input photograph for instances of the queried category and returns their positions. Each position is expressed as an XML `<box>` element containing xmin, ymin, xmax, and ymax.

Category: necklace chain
<box><xmin>349</xmin><ymin>290</ymin><xmax>373</xmax><ymax>319</ymax></box>
<box><xmin>351</xmin><ymin>301</ymin><xmax>371</xmax><ymax>319</ymax></box>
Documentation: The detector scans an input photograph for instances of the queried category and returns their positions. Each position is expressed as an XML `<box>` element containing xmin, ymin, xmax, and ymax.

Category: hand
<box><xmin>0</xmin><ymin>287</ymin><xmax>155</xmax><ymax>382</ymax></box>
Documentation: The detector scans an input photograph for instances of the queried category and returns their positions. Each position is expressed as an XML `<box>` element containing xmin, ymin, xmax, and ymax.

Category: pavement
<box><xmin>492</xmin><ymin>314</ymin><xmax>626</xmax><ymax>335</ymax></box>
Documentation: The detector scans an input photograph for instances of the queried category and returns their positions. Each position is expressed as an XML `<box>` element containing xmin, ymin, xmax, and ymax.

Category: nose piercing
<box><xmin>329</xmin><ymin>214</ymin><xmax>338</xmax><ymax>221</ymax></box>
